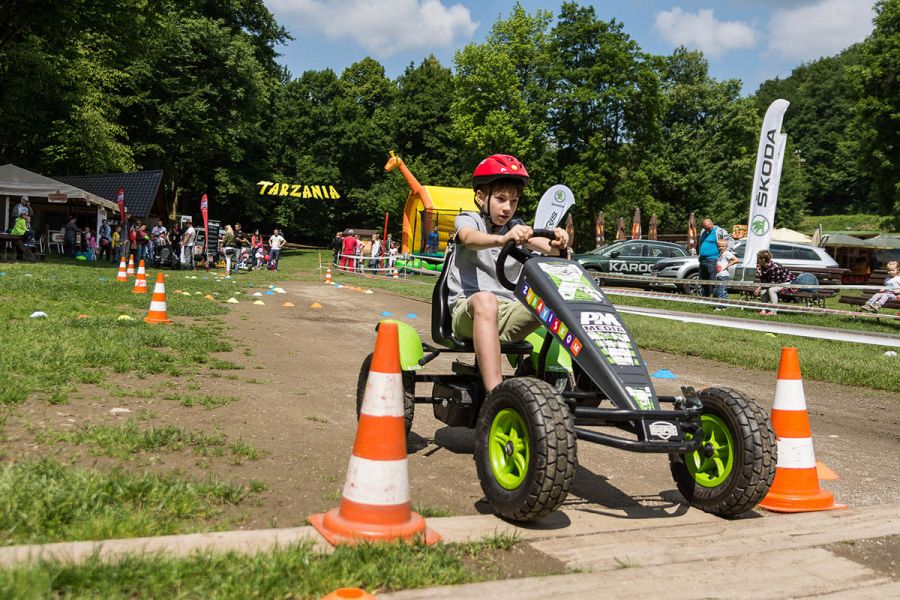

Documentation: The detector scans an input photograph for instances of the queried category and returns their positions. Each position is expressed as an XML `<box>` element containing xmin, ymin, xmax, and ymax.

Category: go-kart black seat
<box><xmin>431</xmin><ymin>240</ymin><xmax>532</xmax><ymax>355</ymax></box>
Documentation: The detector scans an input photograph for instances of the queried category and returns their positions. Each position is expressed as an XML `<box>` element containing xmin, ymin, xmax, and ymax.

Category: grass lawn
<box><xmin>0</xmin><ymin>533</ymin><xmax>524</xmax><ymax>599</ymax></box>
<box><xmin>0</xmin><ymin>248</ymin><xmax>894</xmax><ymax>597</ymax></box>
<box><xmin>292</xmin><ymin>249</ymin><xmax>898</xmax><ymax>392</ymax></box>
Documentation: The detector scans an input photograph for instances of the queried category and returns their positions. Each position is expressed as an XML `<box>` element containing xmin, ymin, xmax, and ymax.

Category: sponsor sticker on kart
<box><xmin>539</xmin><ymin>263</ymin><xmax>605</xmax><ymax>302</ymax></box>
<box><xmin>570</xmin><ymin>338</ymin><xmax>582</xmax><ymax>356</ymax></box>
<box><xmin>536</xmin><ymin>299</ymin><xmax>545</xmax><ymax>313</ymax></box>
<box><xmin>550</xmin><ymin>318</ymin><xmax>560</xmax><ymax>333</ymax></box>
<box><xmin>647</xmin><ymin>420</ymin><xmax>679</xmax><ymax>442</ymax></box>
<box><xmin>558</xmin><ymin>323</ymin><xmax>568</xmax><ymax>339</ymax></box>
<box><xmin>626</xmin><ymin>386</ymin><xmax>655</xmax><ymax>411</ymax></box>
<box><xmin>580</xmin><ymin>312</ymin><xmax>640</xmax><ymax>367</ymax></box>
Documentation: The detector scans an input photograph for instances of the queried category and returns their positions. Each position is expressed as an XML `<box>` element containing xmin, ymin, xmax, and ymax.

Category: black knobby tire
<box><xmin>682</xmin><ymin>271</ymin><xmax>702</xmax><ymax>296</ymax></box>
<box><xmin>356</xmin><ymin>352</ymin><xmax>415</xmax><ymax>436</ymax></box>
<box><xmin>669</xmin><ymin>387</ymin><xmax>776</xmax><ymax>518</ymax></box>
<box><xmin>587</xmin><ymin>268</ymin><xmax>605</xmax><ymax>286</ymax></box>
<box><xmin>474</xmin><ymin>377</ymin><xmax>577</xmax><ymax>522</ymax></box>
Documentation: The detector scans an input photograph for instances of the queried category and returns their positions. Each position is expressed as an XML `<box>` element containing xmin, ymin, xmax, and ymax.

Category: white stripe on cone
<box><xmin>773</xmin><ymin>380</ymin><xmax>808</xmax><ymax>411</ymax></box>
<box><xmin>342</xmin><ymin>455</ymin><xmax>410</xmax><ymax>505</ymax></box>
<box><xmin>360</xmin><ymin>371</ymin><xmax>404</xmax><ymax>417</ymax></box>
<box><xmin>149</xmin><ymin>300</ymin><xmax>167</xmax><ymax>312</ymax></box>
<box><xmin>775</xmin><ymin>437</ymin><xmax>817</xmax><ymax>469</ymax></box>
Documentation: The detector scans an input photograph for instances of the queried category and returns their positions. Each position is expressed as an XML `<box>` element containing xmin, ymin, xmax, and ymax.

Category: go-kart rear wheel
<box><xmin>669</xmin><ymin>387</ymin><xmax>776</xmax><ymax>518</ymax></box>
<box><xmin>474</xmin><ymin>377</ymin><xmax>576</xmax><ymax>522</ymax></box>
<box><xmin>356</xmin><ymin>352</ymin><xmax>415</xmax><ymax>436</ymax></box>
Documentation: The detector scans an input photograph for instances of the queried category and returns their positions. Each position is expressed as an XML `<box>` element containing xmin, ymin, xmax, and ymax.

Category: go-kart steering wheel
<box><xmin>496</xmin><ymin>228</ymin><xmax>564</xmax><ymax>291</ymax></box>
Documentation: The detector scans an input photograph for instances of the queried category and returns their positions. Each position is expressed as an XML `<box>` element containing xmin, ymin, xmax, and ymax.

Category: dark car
<box><xmin>573</xmin><ymin>240</ymin><xmax>689</xmax><ymax>286</ymax></box>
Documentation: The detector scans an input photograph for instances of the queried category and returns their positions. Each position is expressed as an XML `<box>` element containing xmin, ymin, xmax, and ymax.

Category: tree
<box><xmin>850</xmin><ymin>0</ymin><xmax>899</xmax><ymax>222</ymax></box>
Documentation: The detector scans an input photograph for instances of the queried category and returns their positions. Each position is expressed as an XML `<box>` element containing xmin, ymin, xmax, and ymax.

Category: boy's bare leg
<box><xmin>468</xmin><ymin>292</ymin><xmax>502</xmax><ymax>392</ymax></box>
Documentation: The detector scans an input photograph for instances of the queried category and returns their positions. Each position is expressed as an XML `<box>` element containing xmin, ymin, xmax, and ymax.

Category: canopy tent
<box><xmin>771</xmin><ymin>227</ymin><xmax>812</xmax><ymax>244</ymax></box>
<box><xmin>1</xmin><ymin>164</ymin><xmax>116</xmax><ymax>212</ymax></box>
<box><xmin>822</xmin><ymin>233</ymin><xmax>870</xmax><ymax>247</ymax></box>
<box><xmin>864</xmin><ymin>235</ymin><xmax>900</xmax><ymax>249</ymax></box>
<box><xmin>2</xmin><ymin>163</ymin><xmax>119</xmax><ymax>243</ymax></box>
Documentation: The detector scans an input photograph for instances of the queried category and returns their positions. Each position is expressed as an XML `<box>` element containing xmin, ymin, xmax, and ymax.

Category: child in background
<box><xmin>861</xmin><ymin>261</ymin><xmax>900</xmax><ymax>313</ymax></box>
<box><xmin>714</xmin><ymin>238</ymin><xmax>739</xmax><ymax>307</ymax></box>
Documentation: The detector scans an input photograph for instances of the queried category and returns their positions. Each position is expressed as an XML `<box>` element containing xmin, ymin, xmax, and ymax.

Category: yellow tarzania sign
<box><xmin>256</xmin><ymin>181</ymin><xmax>341</xmax><ymax>199</ymax></box>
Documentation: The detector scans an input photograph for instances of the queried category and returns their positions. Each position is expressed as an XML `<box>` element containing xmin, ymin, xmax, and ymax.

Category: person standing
<box><xmin>697</xmin><ymin>218</ymin><xmax>733</xmax><ymax>297</ymax></box>
<box><xmin>110</xmin><ymin>225</ymin><xmax>122</xmax><ymax>263</ymax></box>
<box><xmin>370</xmin><ymin>233</ymin><xmax>382</xmax><ymax>272</ymax></box>
<box><xmin>98</xmin><ymin>219</ymin><xmax>112</xmax><ymax>261</ymax></box>
<box><xmin>332</xmin><ymin>232</ymin><xmax>343</xmax><ymax>266</ymax></box>
<box><xmin>425</xmin><ymin>225</ymin><xmax>439</xmax><ymax>254</ymax></box>
<box><xmin>222</xmin><ymin>224</ymin><xmax>236</xmax><ymax>275</ymax></box>
<box><xmin>268</xmin><ymin>228</ymin><xmax>285</xmax><ymax>270</ymax></box>
<box><xmin>340</xmin><ymin>230</ymin><xmax>356</xmax><ymax>271</ymax></box>
<box><xmin>181</xmin><ymin>218</ymin><xmax>196</xmax><ymax>270</ymax></box>
<box><xmin>714</xmin><ymin>238</ymin><xmax>739</xmax><ymax>306</ymax></box>
<box><xmin>64</xmin><ymin>216</ymin><xmax>79</xmax><ymax>257</ymax></box>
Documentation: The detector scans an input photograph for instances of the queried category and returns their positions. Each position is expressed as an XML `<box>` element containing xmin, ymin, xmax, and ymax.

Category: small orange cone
<box><xmin>310</xmin><ymin>302</ymin><xmax>322</xmax><ymax>308</ymax></box>
<box><xmin>126</xmin><ymin>255</ymin><xmax>135</xmax><ymax>278</ymax></box>
<box><xmin>392</xmin><ymin>267</ymin><xmax>399</xmax><ymax>279</ymax></box>
<box><xmin>116</xmin><ymin>257</ymin><xmax>128</xmax><ymax>282</ymax></box>
<box><xmin>144</xmin><ymin>273</ymin><xmax>173</xmax><ymax>324</ymax></box>
<box><xmin>320</xmin><ymin>588</ymin><xmax>375</xmax><ymax>600</ymax></box>
<box><xmin>324</xmin><ymin>267</ymin><xmax>333</xmax><ymax>284</ymax></box>
<box><xmin>132</xmin><ymin>260</ymin><xmax>148</xmax><ymax>294</ymax></box>
<box><xmin>309</xmin><ymin>322</ymin><xmax>440</xmax><ymax>546</ymax></box>
<box><xmin>759</xmin><ymin>348</ymin><xmax>846</xmax><ymax>513</ymax></box>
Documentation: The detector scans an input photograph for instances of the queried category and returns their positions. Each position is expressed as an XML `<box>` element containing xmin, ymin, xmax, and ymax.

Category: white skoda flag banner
<box><xmin>742</xmin><ymin>99</ymin><xmax>790</xmax><ymax>269</ymax></box>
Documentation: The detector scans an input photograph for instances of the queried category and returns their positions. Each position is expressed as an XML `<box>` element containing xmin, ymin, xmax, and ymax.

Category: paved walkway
<box><xmin>2</xmin><ymin>503</ymin><xmax>897</xmax><ymax>598</ymax></box>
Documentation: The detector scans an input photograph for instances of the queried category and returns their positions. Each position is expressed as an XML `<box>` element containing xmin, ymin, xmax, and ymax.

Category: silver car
<box><xmin>650</xmin><ymin>240</ymin><xmax>842</xmax><ymax>295</ymax></box>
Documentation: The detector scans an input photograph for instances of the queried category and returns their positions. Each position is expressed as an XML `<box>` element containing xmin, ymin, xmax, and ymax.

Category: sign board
<box><xmin>48</xmin><ymin>193</ymin><xmax>68</xmax><ymax>203</ymax></box>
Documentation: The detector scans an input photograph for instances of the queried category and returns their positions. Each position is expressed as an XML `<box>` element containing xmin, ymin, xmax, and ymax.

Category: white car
<box><xmin>650</xmin><ymin>240</ymin><xmax>843</xmax><ymax>295</ymax></box>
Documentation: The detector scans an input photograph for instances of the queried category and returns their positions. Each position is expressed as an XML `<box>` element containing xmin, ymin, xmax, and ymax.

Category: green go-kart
<box><xmin>357</xmin><ymin>231</ymin><xmax>777</xmax><ymax>522</ymax></box>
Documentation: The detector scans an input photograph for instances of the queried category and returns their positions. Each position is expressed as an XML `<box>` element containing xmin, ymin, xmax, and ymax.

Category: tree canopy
<box><xmin>1</xmin><ymin>1</ymin><xmax>894</xmax><ymax>247</ymax></box>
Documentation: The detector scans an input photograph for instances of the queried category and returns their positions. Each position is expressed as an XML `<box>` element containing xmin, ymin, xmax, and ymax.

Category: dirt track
<box><xmin>8</xmin><ymin>275</ymin><xmax>899</xmax><ymax>529</ymax></box>
<box><xmin>208</xmin><ymin>276</ymin><xmax>900</xmax><ymax>524</ymax></box>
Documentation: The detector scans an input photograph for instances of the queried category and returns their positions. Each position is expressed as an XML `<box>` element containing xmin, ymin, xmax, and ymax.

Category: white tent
<box><xmin>1</xmin><ymin>163</ymin><xmax>117</xmax><ymax>231</ymax></box>
<box><xmin>771</xmin><ymin>227</ymin><xmax>813</xmax><ymax>244</ymax></box>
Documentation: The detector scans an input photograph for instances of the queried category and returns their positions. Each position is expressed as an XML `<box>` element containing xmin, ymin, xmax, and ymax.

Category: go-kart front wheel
<box><xmin>474</xmin><ymin>377</ymin><xmax>576</xmax><ymax>522</ymax></box>
<box><xmin>669</xmin><ymin>387</ymin><xmax>776</xmax><ymax>518</ymax></box>
<box><xmin>356</xmin><ymin>352</ymin><xmax>415</xmax><ymax>436</ymax></box>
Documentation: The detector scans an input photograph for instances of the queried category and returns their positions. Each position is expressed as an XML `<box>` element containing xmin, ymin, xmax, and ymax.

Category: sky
<box><xmin>264</xmin><ymin>0</ymin><xmax>877</xmax><ymax>95</ymax></box>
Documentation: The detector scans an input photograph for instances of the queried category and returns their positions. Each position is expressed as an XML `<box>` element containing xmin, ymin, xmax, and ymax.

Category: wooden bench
<box><xmin>0</xmin><ymin>233</ymin><xmax>38</xmax><ymax>262</ymax></box>
<box><xmin>839</xmin><ymin>293</ymin><xmax>900</xmax><ymax>310</ymax></box>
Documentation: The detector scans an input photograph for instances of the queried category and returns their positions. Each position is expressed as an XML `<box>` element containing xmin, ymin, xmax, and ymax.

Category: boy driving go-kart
<box><xmin>447</xmin><ymin>154</ymin><xmax>568</xmax><ymax>394</ymax></box>
<box><xmin>356</xmin><ymin>153</ymin><xmax>776</xmax><ymax>523</ymax></box>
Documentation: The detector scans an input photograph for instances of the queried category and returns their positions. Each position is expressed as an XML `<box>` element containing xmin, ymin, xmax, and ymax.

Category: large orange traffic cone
<box><xmin>126</xmin><ymin>255</ymin><xmax>135</xmax><ymax>278</ymax></box>
<box><xmin>309</xmin><ymin>322</ymin><xmax>440</xmax><ymax>546</ymax></box>
<box><xmin>758</xmin><ymin>348</ymin><xmax>846</xmax><ymax>513</ymax></box>
<box><xmin>116</xmin><ymin>257</ymin><xmax>128</xmax><ymax>282</ymax></box>
<box><xmin>324</xmin><ymin>267</ymin><xmax>333</xmax><ymax>284</ymax></box>
<box><xmin>132</xmin><ymin>260</ymin><xmax>148</xmax><ymax>294</ymax></box>
<box><xmin>143</xmin><ymin>273</ymin><xmax>173</xmax><ymax>324</ymax></box>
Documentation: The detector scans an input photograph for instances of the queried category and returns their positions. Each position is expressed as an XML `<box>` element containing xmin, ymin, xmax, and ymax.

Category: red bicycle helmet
<box><xmin>472</xmin><ymin>154</ymin><xmax>530</xmax><ymax>190</ymax></box>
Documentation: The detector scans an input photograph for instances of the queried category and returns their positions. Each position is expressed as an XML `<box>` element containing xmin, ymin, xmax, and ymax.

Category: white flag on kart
<box><xmin>534</xmin><ymin>185</ymin><xmax>575</xmax><ymax>231</ymax></box>
<box><xmin>742</xmin><ymin>99</ymin><xmax>789</xmax><ymax>269</ymax></box>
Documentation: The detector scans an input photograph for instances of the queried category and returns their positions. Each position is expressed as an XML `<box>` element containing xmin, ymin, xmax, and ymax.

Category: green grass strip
<box><xmin>0</xmin><ymin>459</ymin><xmax>258</xmax><ymax>546</ymax></box>
<box><xmin>0</xmin><ymin>533</ymin><xmax>520</xmax><ymax>599</ymax></box>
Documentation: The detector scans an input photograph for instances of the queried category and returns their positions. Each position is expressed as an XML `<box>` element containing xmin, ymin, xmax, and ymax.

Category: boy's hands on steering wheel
<box><xmin>503</xmin><ymin>224</ymin><xmax>533</xmax><ymax>246</ymax></box>
<box><xmin>549</xmin><ymin>227</ymin><xmax>568</xmax><ymax>249</ymax></box>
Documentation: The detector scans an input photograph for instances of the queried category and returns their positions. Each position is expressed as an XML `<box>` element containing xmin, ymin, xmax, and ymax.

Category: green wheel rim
<box><xmin>489</xmin><ymin>408</ymin><xmax>530</xmax><ymax>490</ymax></box>
<box><xmin>683</xmin><ymin>414</ymin><xmax>734</xmax><ymax>488</ymax></box>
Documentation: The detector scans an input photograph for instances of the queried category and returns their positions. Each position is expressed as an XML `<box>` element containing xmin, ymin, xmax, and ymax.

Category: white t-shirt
<box><xmin>716</xmin><ymin>250</ymin><xmax>736</xmax><ymax>275</ymax></box>
<box><xmin>269</xmin><ymin>234</ymin><xmax>285</xmax><ymax>250</ymax></box>
<box><xmin>371</xmin><ymin>240</ymin><xmax>382</xmax><ymax>257</ymax></box>
<box><xmin>183</xmin><ymin>226</ymin><xmax>196</xmax><ymax>246</ymax></box>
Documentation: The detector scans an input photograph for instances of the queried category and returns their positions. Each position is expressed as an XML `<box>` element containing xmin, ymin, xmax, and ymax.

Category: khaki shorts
<box><xmin>451</xmin><ymin>295</ymin><xmax>539</xmax><ymax>343</ymax></box>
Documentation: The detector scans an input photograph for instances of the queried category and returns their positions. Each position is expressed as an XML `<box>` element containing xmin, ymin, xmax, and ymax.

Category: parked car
<box><xmin>573</xmin><ymin>240</ymin><xmax>689</xmax><ymax>286</ymax></box>
<box><xmin>650</xmin><ymin>240</ymin><xmax>843</xmax><ymax>295</ymax></box>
